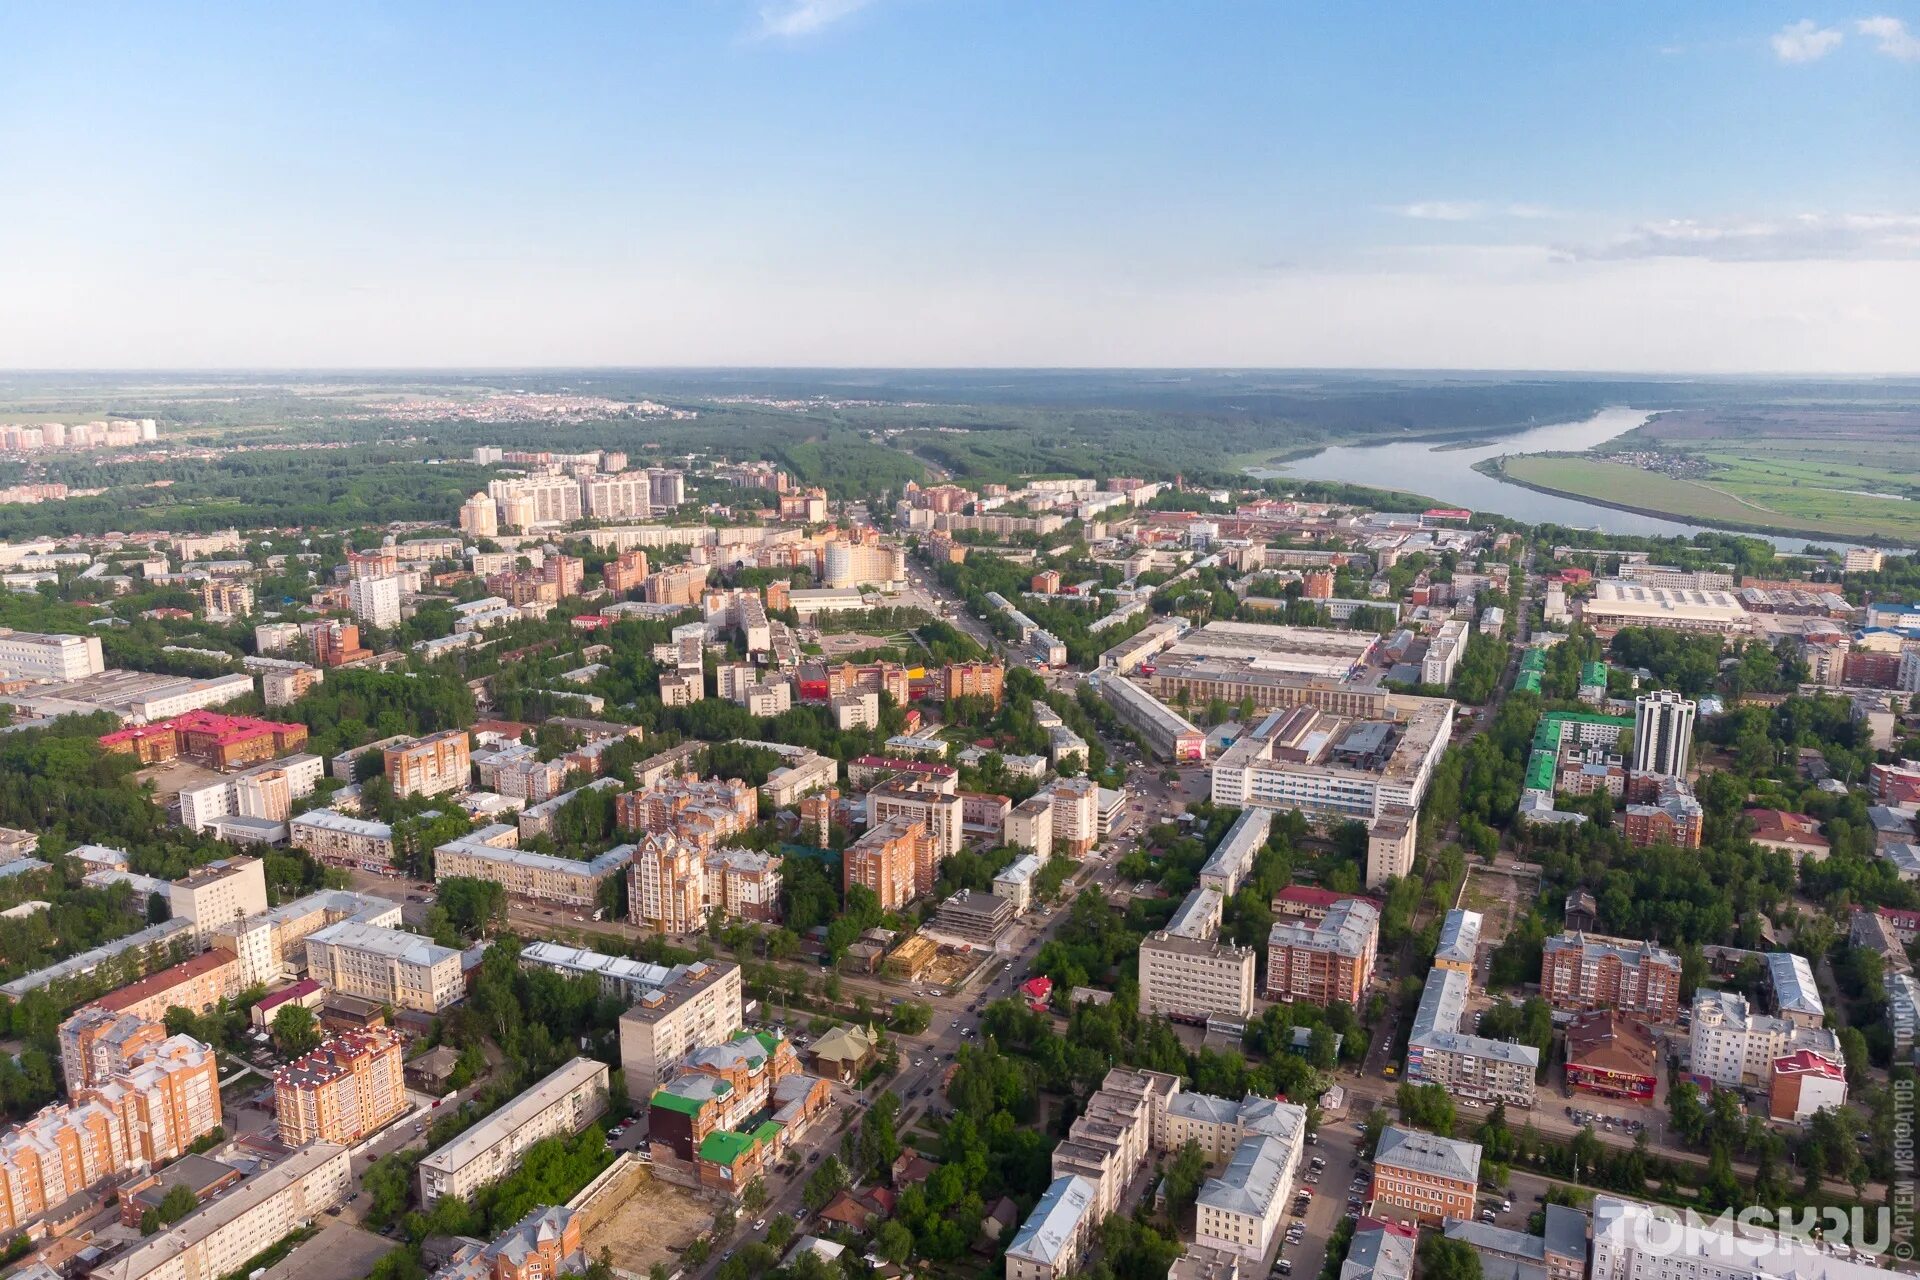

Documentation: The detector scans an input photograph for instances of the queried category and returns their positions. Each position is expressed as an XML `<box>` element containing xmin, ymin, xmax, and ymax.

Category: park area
<box><xmin>574</xmin><ymin>1160</ymin><xmax>716</xmax><ymax>1276</ymax></box>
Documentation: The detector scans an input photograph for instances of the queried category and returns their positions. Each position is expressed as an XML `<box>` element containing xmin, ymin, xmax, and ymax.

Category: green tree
<box><xmin>1418</xmin><ymin>1236</ymin><xmax>1484</xmax><ymax>1280</ymax></box>
<box><xmin>271</xmin><ymin>1003</ymin><xmax>321</xmax><ymax>1058</ymax></box>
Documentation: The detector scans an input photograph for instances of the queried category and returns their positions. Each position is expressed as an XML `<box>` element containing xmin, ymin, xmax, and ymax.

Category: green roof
<box><xmin>1516</xmin><ymin>672</ymin><xmax>1542</xmax><ymax>694</ymax></box>
<box><xmin>699</xmin><ymin>1130</ymin><xmax>759</xmax><ymax>1165</ymax></box>
<box><xmin>752</xmin><ymin>1120</ymin><xmax>784</xmax><ymax>1144</ymax></box>
<box><xmin>1580</xmin><ymin>662</ymin><xmax>1608</xmax><ymax>686</ymax></box>
<box><xmin>1525</xmin><ymin>749</ymin><xmax>1557</xmax><ymax>792</ymax></box>
<box><xmin>651</xmin><ymin>1087</ymin><xmax>717</xmax><ymax>1118</ymax></box>
<box><xmin>753</xmin><ymin>1030</ymin><xmax>780</xmax><ymax>1057</ymax></box>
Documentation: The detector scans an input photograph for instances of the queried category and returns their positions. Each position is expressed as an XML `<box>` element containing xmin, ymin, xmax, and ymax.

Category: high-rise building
<box><xmin>348</xmin><ymin>575</ymin><xmax>402</xmax><ymax>630</ymax></box>
<box><xmin>488</xmin><ymin>474</ymin><xmax>583</xmax><ymax>529</ymax></box>
<box><xmin>459</xmin><ymin>491</ymin><xmax>499</xmax><ymax>538</ymax></box>
<box><xmin>383</xmin><ymin>730</ymin><xmax>472</xmax><ymax>799</ymax></box>
<box><xmin>646</xmin><ymin>468</ymin><xmax>686</xmax><ymax>510</ymax></box>
<box><xmin>274</xmin><ymin>1028</ymin><xmax>408</xmax><ymax>1145</ymax></box>
<box><xmin>843</xmin><ymin>817</ymin><xmax>925</xmax><ymax>910</ymax></box>
<box><xmin>617</xmin><ymin>960</ymin><xmax>742</xmax><ymax>1102</ymax></box>
<box><xmin>582</xmin><ymin>472</ymin><xmax>651</xmax><ymax>521</ymax></box>
<box><xmin>0</xmin><ymin>628</ymin><xmax>105</xmax><ymax>684</ymax></box>
<box><xmin>1632</xmin><ymin>691</ymin><xmax>1695</xmax><ymax>779</ymax></box>
<box><xmin>1540</xmin><ymin>932</ymin><xmax>1683</xmax><ymax>1022</ymax></box>
<box><xmin>603</xmin><ymin>549</ymin><xmax>650</xmax><ymax>595</ymax></box>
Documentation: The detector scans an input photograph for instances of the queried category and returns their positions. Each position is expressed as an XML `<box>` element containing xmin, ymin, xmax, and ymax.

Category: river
<box><xmin>1245</xmin><ymin>407</ymin><xmax>1859</xmax><ymax>552</ymax></box>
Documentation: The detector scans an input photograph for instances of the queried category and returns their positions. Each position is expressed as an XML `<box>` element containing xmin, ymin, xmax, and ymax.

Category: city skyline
<box><xmin>2</xmin><ymin>2</ymin><xmax>1916</xmax><ymax>371</ymax></box>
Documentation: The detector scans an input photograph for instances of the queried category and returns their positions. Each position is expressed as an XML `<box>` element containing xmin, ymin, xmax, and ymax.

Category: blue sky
<box><xmin>1</xmin><ymin>2</ymin><xmax>1915</xmax><ymax>370</ymax></box>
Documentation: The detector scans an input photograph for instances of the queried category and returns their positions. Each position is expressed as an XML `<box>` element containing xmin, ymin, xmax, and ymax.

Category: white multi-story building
<box><xmin>488</xmin><ymin>474</ymin><xmax>583</xmax><ymax>529</ymax></box>
<box><xmin>1632</xmin><ymin>689</ymin><xmax>1696</xmax><ymax>780</ymax></box>
<box><xmin>304</xmin><ymin>921</ymin><xmax>465</xmax><ymax>1013</ymax></box>
<box><xmin>1210</xmin><ymin>699</ymin><xmax>1452</xmax><ymax>824</ymax></box>
<box><xmin>89</xmin><ymin>1142</ymin><xmax>352</xmax><ymax>1280</ymax></box>
<box><xmin>348</xmin><ymin>574</ymin><xmax>403</xmax><ymax>630</ymax></box>
<box><xmin>417</xmin><ymin>1058</ymin><xmax>609</xmax><ymax>1206</ymax></box>
<box><xmin>581</xmin><ymin>473</ymin><xmax>651</xmax><ymax>521</ymax></box>
<box><xmin>1138</xmin><ymin>932</ymin><xmax>1256</xmax><ymax>1022</ymax></box>
<box><xmin>1196</xmin><ymin>1134</ymin><xmax>1297</xmax><ymax>1261</ymax></box>
<box><xmin>1421</xmin><ymin>619</ymin><xmax>1470</xmax><ymax>688</ymax></box>
<box><xmin>1689</xmin><ymin>988</ymin><xmax>1842</xmax><ymax>1088</ymax></box>
<box><xmin>1198</xmin><ymin>806</ymin><xmax>1274</xmax><ymax>894</ymax></box>
<box><xmin>1407</xmin><ymin>966</ymin><xmax>1539</xmax><ymax>1106</ymax></box>
<box><xmin>0</xmin><ymin>629</ymin><xmax>105</xmax><ymax>683</ymax></box>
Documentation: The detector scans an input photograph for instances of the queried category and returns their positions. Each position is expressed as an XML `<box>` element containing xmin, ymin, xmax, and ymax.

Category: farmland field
<box><xmin>1494</xmin><ymin>433</ymin><xmax>1920</xmax><ymax>543</ymax></box>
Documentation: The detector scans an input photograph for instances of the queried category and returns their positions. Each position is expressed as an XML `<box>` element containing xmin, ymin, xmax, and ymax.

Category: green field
<box><xmin>1496</xmin><ymin>451</ymin><xmax>1920</xmax><ymax>543</ymax></box>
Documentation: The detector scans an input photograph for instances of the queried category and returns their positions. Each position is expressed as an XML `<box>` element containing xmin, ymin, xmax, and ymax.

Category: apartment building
<box><xmin>1540</xmin><ymin>932</ymin><xmax>1683</xmax><ymax>1023</ymax></box>
<box><xmin>1096</xmin><ymin>674</ymin><xmax>1207</xmax><ymax>762</ymax></box>
<box><xmin>627</xmin><ymin>834</ymin><xmax>782</xmax><ymax>933</ymax></box>
<box><xmin>582</xmin><ymin>472</ymin><xmax>652</xmax><ymax>521</ymax></box>
<box><xmin>843</xmin><ymin>817</ymin><xmax>927</xmax><ymax>911</ymax></box>
<box><xmin>1165</xmin><ymin>1092</ymin><xmax>1306</xmax><ymax>1174</ymax></box>
<box><xmin>487</xmin><ymin>475</ymin><xmax>583</xmax><ymax>529</ymax></box>
<box><xmin>84</xmin><ymin>948</ymin><xmax>241</xmax><ymax>1025</ymax></box>
<box><xmin>168</xmin><ymin>857</ymin><xmax>270</xmax><ymax>940</ymax></box>
<box><xmin>943</xmin><ymin>660</ymin><xmax>1005</xmax><ymax>708</ymax></box>
<box><xmin>1197</xmin><ymin>1134</ymin><xmax>1297</xmax><ymax>1261</ymax></box>
<box><xmin>615</xmin><ymin>774</ymin><xmax>758</xmax><ymax>848</ymax></box>
<box><xmin>866</xmin><ymin>777</ymin><xmax>963</xmax><ymax>866</ymax></box>
<box><xmin>1045</xmin><ymin>776</ymin><xmax>1100</xmax><ymax>856</ymax></box>
<box><xmin>56</xmin><ymin>1008</ymin><xmax>167</xmax><ymax>1093</ymax></box>
<box><xmin>516</xmin><ymin>942</ymin><xmax>685</xmax><ymax>1003</ymax></box>
<box><xmin>1369</xmin><ymin>1126</ymin><xmax>1482</xmax><ymax>1226</ymax></box>
<box><xmin>209</xmin><ymin>890</ymin><xmax>399</xmax><ymax>989</ymax></box>
<box><xmin>418</xmin><ymin>1058</ymin><xmax>609</xmax><ymax>1206</ymax></box>
<box><xmin>0</xmin><ymin>628</ymin><xmax>105</xmax><ymax>683</ymax></box>
<box><xmin>435</xmin><ymin>831</ymin><xmax>633</xmax><ymax>909</ymax></box>
<box><xmin>1048</xmin><ymin>1068</ymin><xmax>1182</xmax><ymax>1220</ymax></box>
<box><xmin>383</xmin><ymin>730</ymin><xmax>471</xmax><ymax>799</ymax></box>
<box><xmin>1406</xmin><ymin>966</ymin><xmax>1539</xmax><ymax>1107</ymax></box>
<box><xmin>176</xmin><ymin>756</ymin><xmax>323</xmax><ymax>835</ymax></box>
<box><xmin>303</xmin><ymin>922</ymin><xmax>465</xmax><ymax>1013</ymax></box>
<box><xmin>274</xmin><ymin>1028</ymin><xmax>408</xmax><ymax>1145</ymax></box>
<box><xmin>1265</xmin><ymin>898</ymin><xmax>1379</xmax><ymax>1006</ymax></box>
<box><xmin>1005</xmin><ymin>1174</ymin><xmax>1100</xmax><ymax>1280</ymax></box>
<box><xmin>1689</xmin><ymin>988</ymin><xmax>1845</xmax><ymax>1088</ymax></box>
<box><xmin>348</xmin><ymin>574</ymin><xmax>402</xmax><ymax>629</ymax></box>
<box><xmin>602</xmin><ymin>548</ymin><xmax>650</xmax><ymax>595</ymax></box>
<box><xmin>0</xmin><ymin>1035</ymin><xmax>222</xmax><ymax>1233</ymax></box>
<box><xmin>89</xmin><ymin>1142</ymin><xmax>352</xmax><ymax>1280</ymax></box>
<box><xmin>1365</xmin><ymin>806</ymin><xmax>1418</xmax><ymax>887</ymax></box>
<box><xmin>617</xmin><ymin>960</ymin><xmax>744</xmax><ymax>1102</ymax></box>
<box><xmin>1138</xmin><ymin>933</ymin><xmax>1256</xmax><ymax>1021</ymax></box>
<box><xmin>1007</xmin><ymin>794</ymin><xmax>1055</xmax><ymax>854</ymax></box>
<box><xmin>1199</xmin><ymin>806</ymin><xmax>1274</xmax><ymax>895</ymax></box>
<box><xmin>1434</xmin><ymin>909</ymin><xmax>1482</xmax><ymax>976</ymax></box>
<box><xmin>289</xmin><ymin>810</ymin><xmax>396</xmax><ymax>873</ymax></box>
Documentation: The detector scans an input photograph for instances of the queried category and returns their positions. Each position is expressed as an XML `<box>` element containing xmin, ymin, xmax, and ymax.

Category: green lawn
<box><xmin>1497</xmin><ymin>453</ymin><xmax>1920</xmax><ymax>542</ymax></box>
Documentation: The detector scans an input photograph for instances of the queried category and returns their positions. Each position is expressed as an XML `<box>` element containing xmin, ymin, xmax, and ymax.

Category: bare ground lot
<box><xmin>576</xmin><ymin>1161</ymin><xmax>715</xmax><ymax>1276</ymax></box>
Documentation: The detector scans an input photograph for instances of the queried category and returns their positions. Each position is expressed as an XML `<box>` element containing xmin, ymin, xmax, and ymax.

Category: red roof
<box><xmin>93</xmin><ymin>948</ymin><xmax>238</xmax><ymax>1012</ymax></box>
<box><xmin>253</xmin><ymin>978</ymin><xmax>323</xmax><ymax>1014</ymax></box>
<box><xmin>100</xmin><ymin>708</ymin><xmax>303</xmax><ymax>749</ymax></box>
<box><xmin>1022</xmin><ymin>976</ymin><xmax>1053</xmax><ymax>1001</ymax></box>
<box><xmin>849</xmin><ymin>755</ymin><xmax>958</xmax><ymax>780</ymax></box>
<box><xmin>1772</xmin><ymin>1050</ymin><xmax>1845</xmax><ymax>1080</ymax></box>
<box><xmin>1743</xmin><ymin>808</ymin><xmax>1829</xmax><ymax>848</ymax></box>
<box><xmin>1423</xmin><ymin>508</ymin><xmax>1472</xmax><ymax>521</ymax></box>
<box><xmin>1880</xmin><ymin>906</ymin><xmax>1920</xmax><ymax>930</ymax></box>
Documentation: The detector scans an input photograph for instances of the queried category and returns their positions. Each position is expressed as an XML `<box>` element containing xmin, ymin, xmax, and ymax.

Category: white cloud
<box><xmin>1561</xmin><ymin>212</ymin><xmax>1920</xmax><ymax>262</ymax></box>
<box><xmin>754</xmin><ymin>0</ymin><xmax>876</xmax><ymax>39</ymax></box>
<box><xmin>1771</xmin><ymin>18</ymin><xmax>1845</xmax><ymax>61</ymax></box>
<box><xmin>1857</xmin><ymin>15</ymin><xmax>1920</xmax><ymax>59</ymax></box>
<box><xmin>1394</xmin><ymin>201</ymin><xmax>1484</xmax><ymax>221</ymax></box>
<box><xmin>1391</xmin><ymin>201</ymin><xmax>1559</xmax><ymax>222</ymax></box>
